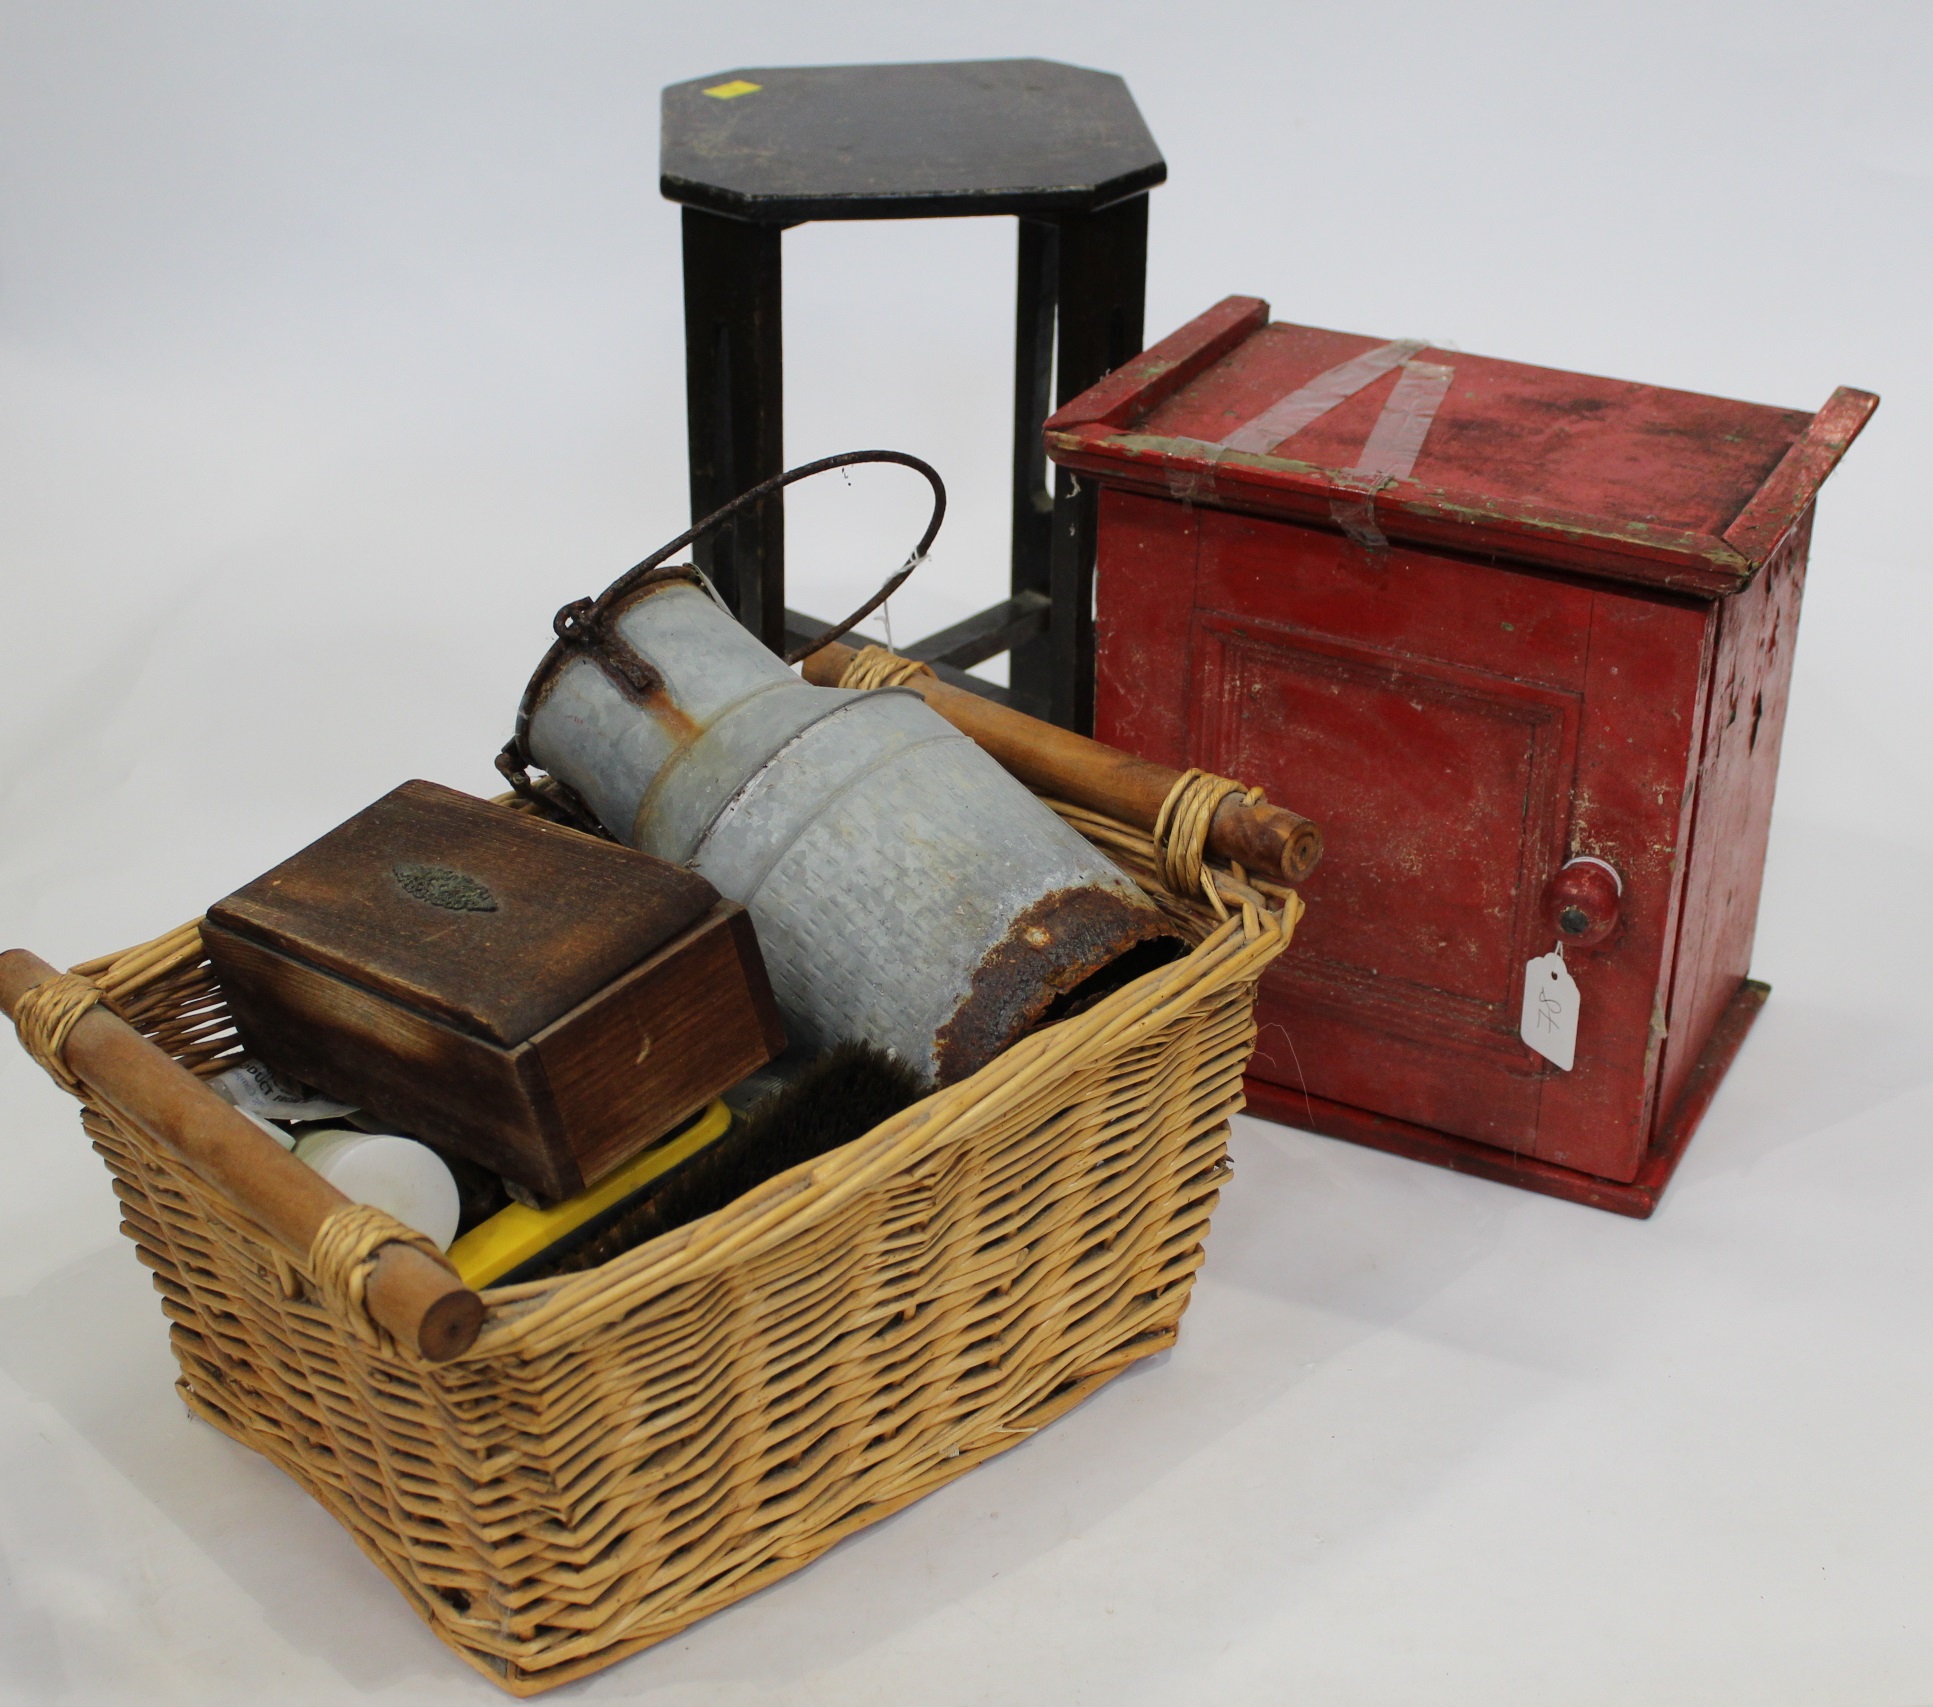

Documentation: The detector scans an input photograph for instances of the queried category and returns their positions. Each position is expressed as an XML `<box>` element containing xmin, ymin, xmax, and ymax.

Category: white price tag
<box><xmin>1520</xmin><ymin>944</ymin><xmax>1580</xmax><ymax>1071</ymax></box>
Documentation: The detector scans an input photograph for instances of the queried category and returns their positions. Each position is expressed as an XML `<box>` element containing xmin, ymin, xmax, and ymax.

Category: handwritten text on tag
<box><xmin>1520</xmin><ymin>946</ymin><xmax>1580</xmax><ymax>1071</ymax></box>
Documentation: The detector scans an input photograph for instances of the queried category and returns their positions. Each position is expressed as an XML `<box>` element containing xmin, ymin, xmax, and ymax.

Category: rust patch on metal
<box><xmin>583</xmin><ymin>632</ymin><xmax>664</xmax><ymax>704</ymax></box>
<box><xmin>525</xmin><ymin>573</ymin><xmax>705</xmax><ymax>747</ymax></box>
<box><xmin>932</xmin><ymin>887</ymin><xmax>1183</xmax><ymax>1085</ymax></box>
<box><xmin>604</xmin><ymin>565</ymin><xmax>708</xmax><ymax>614</ymax></box>
<box><xmin>587</xmin><ymin>633</ymin><xmax>701</xmax><ymax>746</ymax></box>
<box><xmin>590</xmin><ymin>575</ymin><xmax>708</xmax><ymax>744</ymax></box>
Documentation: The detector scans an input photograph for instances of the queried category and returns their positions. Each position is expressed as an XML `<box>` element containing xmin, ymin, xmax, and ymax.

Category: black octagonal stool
<box><xmin>661</xmin><ymin>58</ymin><xmax>1165</xmax><ymax>729</ymax></box>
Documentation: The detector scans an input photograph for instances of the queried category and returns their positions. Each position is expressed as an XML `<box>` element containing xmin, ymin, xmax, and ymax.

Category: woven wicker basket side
<box><xmin>40</xmin><ymin>802</ymin><xmax>1298</xmax><ymax>1694</ymax></box>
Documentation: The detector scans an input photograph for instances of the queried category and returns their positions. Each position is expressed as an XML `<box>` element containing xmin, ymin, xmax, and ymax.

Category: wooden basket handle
<box><xmin>799</xmin><ymin>639</ymin><xmax>1323</xmax><ymax>884</ymax></box>
<box><xmin>1</xmin><ymin>949</ymin><xmax>483</xmax><ymax>1361</ymax></box>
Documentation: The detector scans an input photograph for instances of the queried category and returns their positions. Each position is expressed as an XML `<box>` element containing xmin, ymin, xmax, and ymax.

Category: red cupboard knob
<box><xmin>1547</xmin><ymin>856</ymin><xmax>1622</xmax><ymax>948</ymax></box>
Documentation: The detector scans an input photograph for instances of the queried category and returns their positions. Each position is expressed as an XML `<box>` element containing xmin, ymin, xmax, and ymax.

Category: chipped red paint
<box><xmin>1052</xmin><ymin>298</ymin><xmax>1875</xmax><ymax>1213</ymax></box>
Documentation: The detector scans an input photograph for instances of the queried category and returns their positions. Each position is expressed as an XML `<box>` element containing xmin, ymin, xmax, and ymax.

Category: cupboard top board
<box><xmin>1046</xmin><ymin>296</ymin><xmax>1876</xmax><ymax>596</ymax></box>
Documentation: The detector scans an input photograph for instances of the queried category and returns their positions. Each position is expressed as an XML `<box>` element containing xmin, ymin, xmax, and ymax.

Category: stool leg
<box><xmin>1006</xmin><ymin>218</ymin><xmax>1060</xmax><ymax>721</ymax></box>
<box><xmin>1047</xmin><ymin>193</ymin><xmax>1149</xmax><ymax>732</ymax></box>
<box><xmin>682</xmin><ymin>207</ymin><xmax>786</xmax><ymax>653</ymax></box>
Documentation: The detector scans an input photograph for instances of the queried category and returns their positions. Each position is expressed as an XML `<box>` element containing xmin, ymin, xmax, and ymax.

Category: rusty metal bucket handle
<box><xmin>498</xmin><ymin>450</ymin><xmax>947</xmax><ymax>828</ymax></box>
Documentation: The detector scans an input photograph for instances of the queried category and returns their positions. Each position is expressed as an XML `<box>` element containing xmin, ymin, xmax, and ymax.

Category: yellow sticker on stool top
<box><xmin>704</xmin><ymin>79</ymin><xmax>762</xmax><ymax>100</ymax></box>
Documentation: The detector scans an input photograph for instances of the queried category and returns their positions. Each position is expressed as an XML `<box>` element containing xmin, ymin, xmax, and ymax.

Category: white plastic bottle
<box><xmin>292</xmin><ymin>1130</ymin><xmax>462</xmax><ymax>1251</ymax></box>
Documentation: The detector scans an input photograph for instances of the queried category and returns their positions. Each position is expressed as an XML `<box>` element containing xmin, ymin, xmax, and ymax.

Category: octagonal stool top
<box><xmin>661</xmin><ymin>58</ymin><xmax>1167</xmax><ymax>223</ymax></box>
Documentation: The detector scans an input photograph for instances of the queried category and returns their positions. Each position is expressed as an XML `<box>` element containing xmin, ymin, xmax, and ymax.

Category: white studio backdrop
<box><xmin>2</xmin><ymin>3</ymin><xmax>1930</xmax><ymax>1702</ymax></box>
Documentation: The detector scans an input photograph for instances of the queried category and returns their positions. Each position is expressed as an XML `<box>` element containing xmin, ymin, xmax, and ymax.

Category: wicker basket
<box><xmin>8</xmin><ymin>779</ymin><xmax>1297</xmax><ymax>1694</ymax></box>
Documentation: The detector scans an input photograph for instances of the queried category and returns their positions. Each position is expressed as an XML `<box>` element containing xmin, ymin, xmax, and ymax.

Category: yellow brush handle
<box><xmin>449</xmin><ymin>1100</ymin><xmax>732</xmax><ymax>1287</ymax></box>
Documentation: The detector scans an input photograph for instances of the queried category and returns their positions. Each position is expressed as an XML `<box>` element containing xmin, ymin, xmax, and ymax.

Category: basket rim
<box><xmin>59</xmin><ymin>799</ymin><xmax>1301</xmax><ymax>1362</ymax></box>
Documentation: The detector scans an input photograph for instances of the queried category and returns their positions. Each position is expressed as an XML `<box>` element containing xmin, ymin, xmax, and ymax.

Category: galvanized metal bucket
<box><xmin>521</xmin><ymin>576</ymin><xmax>1175</xmax><ymax>1084</ymax></box>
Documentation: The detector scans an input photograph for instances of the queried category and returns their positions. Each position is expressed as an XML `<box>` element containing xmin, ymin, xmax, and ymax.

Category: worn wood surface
<box><xmin>203</xmin><ymin>782</ymin><xmax>783</xmax><ymax>1201</ymax></box>
<box><xmin>660</xmin><ymin>59</ymin><xmax>1165</xmax><ymax>224</ymax></box>
<box><xmin>1723</xmin><ymin>390</ymin><xmax>1879</xmax><ymax>567</ymax></box>
<box><xmin>208</xmin><ymin>779</ymin><xmax>718</xmax><ymax>1047</ymax></box>
<box><xmin>1122</xmin><ymin>495</ymin><xmax>1710</xmax><ymax>1184</ymax></box>
<box><xmin>200</xmin><ymin>918</ymin><xmax>577</xmax><ymax>1198</ymax></box>
<box><xmin>1070</xmin><ymin>305</ymin><xmax>1873</xmax><ymax>1205</ymax></box>
<box><xmin>206</xmin><ymin>897</ymin><xmax>782</xmax><ymax>1203</ymax></box>
<box><xmin>535</xmin><ymin>906</ymin><xmax>787</xmax><ymax>1184</ymax></box>
<box><xmin>1047</xmin><ymin>293</ymin><xmax>1268</xmax><ymax>432</ymax></box>
<box><xmin>1245</xmin><ymin>978</ymin><xmax>1770</xmax><ymax>1217</ymax></box>
<box><xmin>1651</xmin><ymin>513</ymin><xmax>1811</xmax><ymax>1135</ymax></box>
<box><xmin>1049</xmin><ymin>296</ymin><xmax>1876</xmax><ymax>599</ymax></box>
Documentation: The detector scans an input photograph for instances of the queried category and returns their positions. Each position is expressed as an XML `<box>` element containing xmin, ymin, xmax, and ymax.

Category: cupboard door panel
<box><xmin>1184</xmin><ymin>513</ymin><xmax>1708</xmax><ymax>1182</ymax></box>
<box><xmin>1197</xmin><ymin>613</ymin><xmax>1575</xmax><ymax>1151</ymax></box>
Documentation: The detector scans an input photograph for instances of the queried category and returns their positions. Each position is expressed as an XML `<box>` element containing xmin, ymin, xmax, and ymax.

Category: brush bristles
<box><xmin>512</xmin><ymin>1044</ymin><xmax>928</xmax><ymax>1283</ymax></box>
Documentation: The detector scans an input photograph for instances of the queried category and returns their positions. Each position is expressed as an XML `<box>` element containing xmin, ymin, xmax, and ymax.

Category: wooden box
<box><xmin>1046</xmin><ymin>296</ymin><xmax>1876</xmax><ymax>1215</ymax></box>
<box><xmin>204</xmin><ymin>780</ymin><xmax>785</xmax><ymax>1202</ymax></box>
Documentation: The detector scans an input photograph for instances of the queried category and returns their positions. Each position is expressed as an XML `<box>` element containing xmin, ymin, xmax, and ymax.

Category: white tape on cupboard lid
<box><xmin>1218</xmin><ymin>338</ymin><xmax>1426</xmax><ymax>454</ymax></box>
<box><xmin>1350</xmin><ymin>360</ymin><xmax>1455</xmax><ymax>481</ymax></box>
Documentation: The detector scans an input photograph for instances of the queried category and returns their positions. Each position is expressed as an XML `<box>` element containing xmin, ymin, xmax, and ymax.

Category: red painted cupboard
<box><xmin>1047</xmin><ymin>296</ymin><xmax>1875</xmax><ymax>1215</ymax></box>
